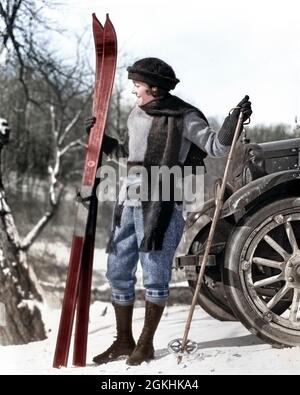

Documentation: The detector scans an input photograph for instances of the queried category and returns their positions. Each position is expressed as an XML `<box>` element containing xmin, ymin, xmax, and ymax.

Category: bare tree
<box><xmin>0</xmin><ymin>121</ymin><xmax>46</xmax><ymax>344</ymax></box>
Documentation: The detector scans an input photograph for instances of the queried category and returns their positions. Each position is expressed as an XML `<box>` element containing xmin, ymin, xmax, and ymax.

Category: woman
<box><xmin>87</xmin><ymin>57</ymin><xmax>252</xmax><ymax>365</ymax></box>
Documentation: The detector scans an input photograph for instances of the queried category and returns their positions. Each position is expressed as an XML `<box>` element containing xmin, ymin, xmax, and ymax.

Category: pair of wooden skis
<box><xmin>53</xmin><ymin>14</ymin><xmax>117</xmax><ymax>368</ymax></box>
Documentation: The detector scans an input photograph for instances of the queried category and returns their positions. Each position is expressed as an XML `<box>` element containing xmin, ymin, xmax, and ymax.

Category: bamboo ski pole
<box><xmin>177</xmin><ymin>109</ymin><xmax>246</xmax><ymax>364</ymax></box>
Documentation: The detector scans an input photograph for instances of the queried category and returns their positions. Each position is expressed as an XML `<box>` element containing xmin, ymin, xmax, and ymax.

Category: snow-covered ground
<box><xmin>1</xmin><ymin>247</ymin><xmax>300</xmax><ymax>375</ymax></box>
<box><xmin>1</xmin><ymin>302</ymin><xmax>300</xmax><ymax>375</ymax></box>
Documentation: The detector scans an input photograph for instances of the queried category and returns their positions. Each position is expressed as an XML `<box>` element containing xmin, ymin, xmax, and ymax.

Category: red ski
<box><xmin>53</xmin><ymin>14</ymin><xmax>117</xmax><ymax>368</ymax></box>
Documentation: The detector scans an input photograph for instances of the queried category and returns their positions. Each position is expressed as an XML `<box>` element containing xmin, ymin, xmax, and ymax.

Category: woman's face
<box><xmin>131</xmin><ymin>81</ymin><xmax>155</xmax><ymax>106</ymax></box>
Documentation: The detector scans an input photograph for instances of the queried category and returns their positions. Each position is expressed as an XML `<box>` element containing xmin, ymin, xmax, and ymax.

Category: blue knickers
<box><xmin>106</xmin><ymin>205</ymin><xmax>185</xmax><ymax>305</ymax></box>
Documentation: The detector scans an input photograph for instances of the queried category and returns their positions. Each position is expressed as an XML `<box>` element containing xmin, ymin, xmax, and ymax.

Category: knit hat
<box><xmin>127</xmin><ymin>57</ymin><xmax>180</xmax><ymax>91</ymax></box>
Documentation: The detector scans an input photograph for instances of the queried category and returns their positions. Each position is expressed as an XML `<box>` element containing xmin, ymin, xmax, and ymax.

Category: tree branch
<box><xmin>58</xmin><ymin>91</ymin><xmax>92</xmax><ymax>146</ymax></box>
<box><xmin>60</xmin><ymin>138</ymin><xmax>87</xmax><ymax>157</ymax></box>
<box><xmin>20</xmin><ymin>180</ymin><xmax>64</xmax><ymax>251</ymax></box>
<box><xmin>58</xmin><ymin>111</ymin><xmax>83</xmax><ymax>147</ymax></box>
<box><xmin>20</xmin><ymin>210</ymin><xmax>53</xmax><ymax>251</ymax></box>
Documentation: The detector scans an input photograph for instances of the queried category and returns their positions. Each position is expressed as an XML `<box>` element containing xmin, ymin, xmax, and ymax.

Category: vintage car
<box><xmin>174</xmin><ymin>132</ymin><xmax>300</xmax><ymax>348</ymax></box>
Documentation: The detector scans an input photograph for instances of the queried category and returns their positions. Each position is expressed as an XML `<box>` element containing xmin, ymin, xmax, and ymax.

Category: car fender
<box><xmin>173</xmin><ymin>198</ymin><xmax>215</xmax><ymax>265</ymax></box>
<box><xmin>221</xmin><ymin>169</ymin><xmax>300</xmax><ymax>220</ymax></box>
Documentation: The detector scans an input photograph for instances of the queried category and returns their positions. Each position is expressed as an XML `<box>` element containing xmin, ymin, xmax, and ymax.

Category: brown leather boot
<box><xmin>93</xmin><ymin>303</ymin><xmax>136</xmax><ymax>365</ymax></box>
<box><xmin>126</xmin><ymin>301</ymin><xmax>164</xmax><ymax>366</ymax></box>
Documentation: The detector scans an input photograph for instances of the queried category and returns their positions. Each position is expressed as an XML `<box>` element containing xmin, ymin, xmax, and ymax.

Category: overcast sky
<box><xmin>55</xmin><ymin>0</ymin><xmax>300</xmax><ymax>126</ymax></box>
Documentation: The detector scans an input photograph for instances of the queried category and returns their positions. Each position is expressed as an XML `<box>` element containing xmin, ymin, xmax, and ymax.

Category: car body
<box><xmin>174</xmin><ymin>135</ymin><xmax>300</xmax><ymax>346</ymax></box>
